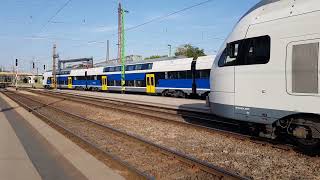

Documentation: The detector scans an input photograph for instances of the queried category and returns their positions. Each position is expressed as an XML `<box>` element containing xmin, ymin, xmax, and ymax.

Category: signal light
<box><xmin>15</xmin><ymin>59</ymin><xmax>18</xmax><ymax>67</ymax></box>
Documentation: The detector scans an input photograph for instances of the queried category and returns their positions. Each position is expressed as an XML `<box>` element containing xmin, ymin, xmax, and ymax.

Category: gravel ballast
<box><xmin>20</xmin><ymin>91</ymin><xmax>320</xmax><ymax>179</ymax></box>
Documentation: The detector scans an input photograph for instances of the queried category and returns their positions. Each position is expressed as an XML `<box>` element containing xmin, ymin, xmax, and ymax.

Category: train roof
<box><xmin>240</xmin><ymin>0</ymin><xmax>320</xmax><ymax>24</ymax></box>
<box><xmin>44</xmin><ymin>55</ymin><xmax>215</xmax><ymax>76</ymax></box>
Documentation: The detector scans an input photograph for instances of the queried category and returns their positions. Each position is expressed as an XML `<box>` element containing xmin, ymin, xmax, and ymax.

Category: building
<box><xmin>94</xmin><ymin>55</ymin><xmax>143</xmax><ymax>67</ymax></box>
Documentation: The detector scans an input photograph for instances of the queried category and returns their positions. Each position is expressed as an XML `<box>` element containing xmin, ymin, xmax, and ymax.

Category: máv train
<box><xmin>209</xmin><ymin>0</ymin><xmax>320</xmax><ymax>149</ymax></box>
<box><xmin>43</xmin><ymin>55</ymin><xmax>214</xmax><ymax>98</ymax></box>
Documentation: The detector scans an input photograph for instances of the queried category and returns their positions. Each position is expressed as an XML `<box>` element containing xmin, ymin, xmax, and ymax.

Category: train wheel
<box><xmin>174</xmin><ymin>91</ymin><xmax>186</xmax><ymax>98</ymax></box>
<box><xmin>162</xmin><ymin>90</ymin><xmax>169</xmax><ymax>97</ymax></box>
<box><xmin>282</xmin><ymin>117</ymin><xmax>320</xmax><ymax>154</ymax></box>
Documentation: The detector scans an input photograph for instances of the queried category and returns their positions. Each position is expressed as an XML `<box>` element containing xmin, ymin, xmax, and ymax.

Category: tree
<box><xmin>175</xmin><ymin>44</ymin><xmax>206</xmax><ymax>58</ymax></box>
<box><xmin>144</xmin><ymin>55</ymin><xmax>167</xmax><ymax>60</ymax></box>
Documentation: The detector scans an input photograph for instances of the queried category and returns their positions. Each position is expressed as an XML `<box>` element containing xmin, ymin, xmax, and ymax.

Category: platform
<box><xmin>48</xmin><ymin>89</ymin><xmax>210</xmax><ymax>113</ymax></box>
<box><xmin>0</xmin><ymin>92</ymin><xmax>124</xmax><ymax>180</ymax></box>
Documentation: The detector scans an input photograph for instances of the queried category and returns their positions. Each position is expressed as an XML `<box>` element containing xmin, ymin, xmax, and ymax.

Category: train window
<box><xmin>76</xmin><ymin>76</ymin><xmax>86</xmax><ymax>80</ymax></box>
<box><xmin>239</xmin><ymin>35</ymin><xmax>270</xmax><ymax>65</ymax></box>
<box><xmin>168</xmin><ymin>72</ymin><xmax>179</xmax><ymax>79</ymax></box>
<box><xmin>178</xmin><ymin>71</ymin><xmax>187</xmax><ymax>79</ymax></box>
<box><xmin>115</xmin><ymin>66</ymin><xmax>121</xmax><ymax>72</ymax></box>
<box><xmin>151</xmin><ymin>77</ymin><xmax>154</xmax><ymax>86</ymax></box>
<box><xmin>146</xmin><ymin>77</ymin><xmax>150</xmax><ymax>86</ymax></box>
<box><xmin>195</xmin><ymin>71</ymin><xmax>201</xmax><ymax>79</ymax></box>
<box><xmin>219</xmin><ymin>48</ymin><xmax>237</xmax><ymax>67</ymax></box>
<box><xmin>155</xmin><ymin>72</ymin><xmax>165</xmax><ymax>80</ymax></box>
<box><xmin>136</xmin><ymin>80</ymin><xmax>146</xmax><ymax>87</ymax></box>
<box><xmin>142</xmin><ymin>63</ymin><xmax>153</xmax><ymax>70</ymax></box>
<box><xmin>136</xmin><ymin>64</ymin><xmax>143</xmax><ymax>70</ymax></box>
<box><xmin>127</xmin><ymin>80</ymin><xmax>135</xmax><ymax>87</ymax></box>
<box><xmin>200</xmin><ymin>70</ymin><xmax>210</xmax><ymax>79</ymax></box>
<box><xmin>115</xmin><ymin>80</ymin><xmax>121</xmax><ymax>86</ymax></box>
<box><xmin>220</xmin><ymin>35</ymin><xmax>270</xmax><ymax>67</ymax></box>
<box><xmin>186</xmin><ymin>71</ymin><xmax>192</xmax><ymax>79</ymax></box>
<box><xmin>108</xmin><ymin>80</ymin><xmax>115</xmax><ymax>86</ymax></box>
<box><xmin>109</xmin><ymin>67</ymin><xmax>115</xmax><ymax>72</ymax></box>
<box><xmin>126</xmin><ymin>65</ymin><xmax>136</xmax><ymax>71</ymax></box>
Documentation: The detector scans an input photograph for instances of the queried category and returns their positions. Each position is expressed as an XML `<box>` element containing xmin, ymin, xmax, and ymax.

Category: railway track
<box><xmin>25</xmin><ymin>89</ymin><xmax>294</xmax><ymax>152</ymax></box>
<box><xmin>2</xmin><ymin>90</ymin><xmax>249</xmax><ymax>180</ymax></box>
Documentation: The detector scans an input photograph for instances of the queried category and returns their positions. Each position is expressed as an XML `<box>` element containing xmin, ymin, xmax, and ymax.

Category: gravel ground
<box><xmin>11</xmin><ymin>92</ymin><xmax>220</xmax><ymax>180</ymax></box>
<box><xmin>20</xmin><ymin>91</ymin><xmax>320</xmax><ymax>180</ymax></box>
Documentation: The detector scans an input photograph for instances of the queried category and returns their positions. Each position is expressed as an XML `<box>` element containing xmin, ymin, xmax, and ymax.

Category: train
<box><xmin>43</xmin><ymin>55</ymin><xmax>214</xmax><ymax>98</ymax></box>
<box><xmin>209</xmin><ymin>0</ymin><xmax>320</xmax><ymax>149</ymax></box>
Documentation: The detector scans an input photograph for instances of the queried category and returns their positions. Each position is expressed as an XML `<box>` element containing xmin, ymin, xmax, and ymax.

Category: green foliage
<box><xmin>144</xmin><ymin>55</ymin><xmax>167</xmax><ymax>60</ymax></box>
<box><xmin>175</xmin><ymin>44</ymin><xmax>206</xmax><ymax>58</ymax></box>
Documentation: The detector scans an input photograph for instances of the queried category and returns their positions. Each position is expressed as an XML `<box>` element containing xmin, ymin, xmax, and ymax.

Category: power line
<box><xmin>107</xmin><ymin>0</ymin><xmax>215</xmax><ymax>37</ymax></box>
<box><xmin>38</xmin><ymin>0</ymin><xmax>73</xmax><ymax>33</ymax></box>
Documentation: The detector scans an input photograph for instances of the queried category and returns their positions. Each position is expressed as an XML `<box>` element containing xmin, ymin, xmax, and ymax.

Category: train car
<box><xmin>43</xmin><ymin>71</ymin><xmax>52</xmax><ymax>89</ymax></box>
<box><xmin>44</xmin><ymin>55</ymin><xmax>214</xmax><ymax>98</ymax></box>
<box><xmin>209</xmin><ymin>0</ymin><xmax>320</xmax><ymax>149</ymax></box>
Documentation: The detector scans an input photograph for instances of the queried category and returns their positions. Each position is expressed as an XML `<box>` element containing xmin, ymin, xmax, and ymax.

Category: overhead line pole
<box><xmin>121</xmin><ymin>7</ymin><xmax>126</xmax><ymax>93</ymax></box>
<box><xmin>118</xmin><ymin>3</ymin><xmax>122</xmax><ymax>63</ymax></box>
<box><xmin>52</xmin><ymin>44</ymin><xmax>58</xmax><ymax>89</ymax></box>
<box><xmin>106</xmin><ymin>40</ymin><xmax>110</xmax><ymax>61</ymax></box>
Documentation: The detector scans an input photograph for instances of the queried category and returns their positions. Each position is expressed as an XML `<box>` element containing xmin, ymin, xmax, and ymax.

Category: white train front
<box><xmin>209</xmin><ymin>0</ymin><xmax>320</xmax><ymax>148</ymax></box>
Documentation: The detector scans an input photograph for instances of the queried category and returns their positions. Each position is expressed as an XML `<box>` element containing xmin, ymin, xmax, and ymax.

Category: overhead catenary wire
<box><xmin>38</xmin><ymin>0</ymin><xmax>73</xmax><ymax>33</ymax></box>
<box><xmin>106</xmin><ymin>0</ymin><xmax>216</xmax><ymax>37</ymax></box>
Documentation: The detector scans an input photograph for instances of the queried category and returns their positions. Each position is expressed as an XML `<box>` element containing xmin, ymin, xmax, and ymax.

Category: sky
<box><xmin>0</xmin><ymin>0</ymin><xmax>260</xmax><ymax>72</ymax></box>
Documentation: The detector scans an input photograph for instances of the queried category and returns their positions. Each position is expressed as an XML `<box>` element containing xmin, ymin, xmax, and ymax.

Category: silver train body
<box><xmin>209</xmin><ymin>0</ymin><xmax>320</xmax><ymax>147</ymax></box>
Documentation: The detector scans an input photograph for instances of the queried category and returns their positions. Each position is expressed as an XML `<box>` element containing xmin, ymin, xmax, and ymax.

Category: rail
<box><xmin>3</xmin><ymin>90</ymin><xmax>250</xmax><ymax>180</ymax></box>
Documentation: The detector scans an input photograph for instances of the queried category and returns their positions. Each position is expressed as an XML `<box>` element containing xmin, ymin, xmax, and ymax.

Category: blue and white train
<box><xmin>43</xmin><ymin>55</ymin><xmax>214</xmax><ymax>98</ymax></box>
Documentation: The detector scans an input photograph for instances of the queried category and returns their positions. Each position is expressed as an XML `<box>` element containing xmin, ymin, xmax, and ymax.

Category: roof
<box><xmin>241</xmin><ymin>0</ymin><xmax>281</xmax><ymax>20</ymax></box>
<box><xmin>0</xmin><ymin>72</ymin><xmax>33</xmax><ymax>76</ymax></box>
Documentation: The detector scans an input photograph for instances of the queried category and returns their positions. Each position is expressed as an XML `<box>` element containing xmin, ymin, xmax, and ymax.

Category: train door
<box><xmin>101</xmin><ymin>76</ymin><xmax>108</xmax><ymax>91</ymax></box>
<box><xmin>146</xmin><ymin>74</ymin><xmax>155</xmax><ymax>93</ymax></box>
<box><xmin>68</xmin><ymin>77</ymin><xmax>72</xmax><ymax>89</ymax></box>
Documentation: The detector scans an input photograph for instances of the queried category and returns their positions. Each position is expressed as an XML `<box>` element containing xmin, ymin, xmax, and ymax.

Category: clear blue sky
<box><xmin>0</xmin><ymin>0</ymin><xmax>260</xmax><ymax>72</ymax></box>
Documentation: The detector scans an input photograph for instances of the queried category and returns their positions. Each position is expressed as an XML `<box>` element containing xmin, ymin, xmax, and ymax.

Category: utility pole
<box><xmin>106</xmin><ymin>40</ymin><xmax>110</xmax><ymax>62</ymax></box>
<box><xmin>32</xmin><ymin>61</ymin><xmax>35</xmax><ymax>87</ymax></box>
<box><xmin>36</xmin><ymin>67</ymin><xmax>39</xmax><ymax>86</ymax></box>
<box><xmin>52</xmin><ymin>44</ymin><xmax>58</xmax><ymax>89</ymax></box>
<box><xmin>168</xmin><ymin>44</ymin><xmax>172</xmax><ymax>57</ymax></box>
<box><xmin>118</xmin><ymin>3</ymin><xmax>122</xmax><ymax>63</ymax></box>
<box><xmin>118</xmin><ymin>2</ymin><xmax>128</xmax><ymax>94</ymax></box>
